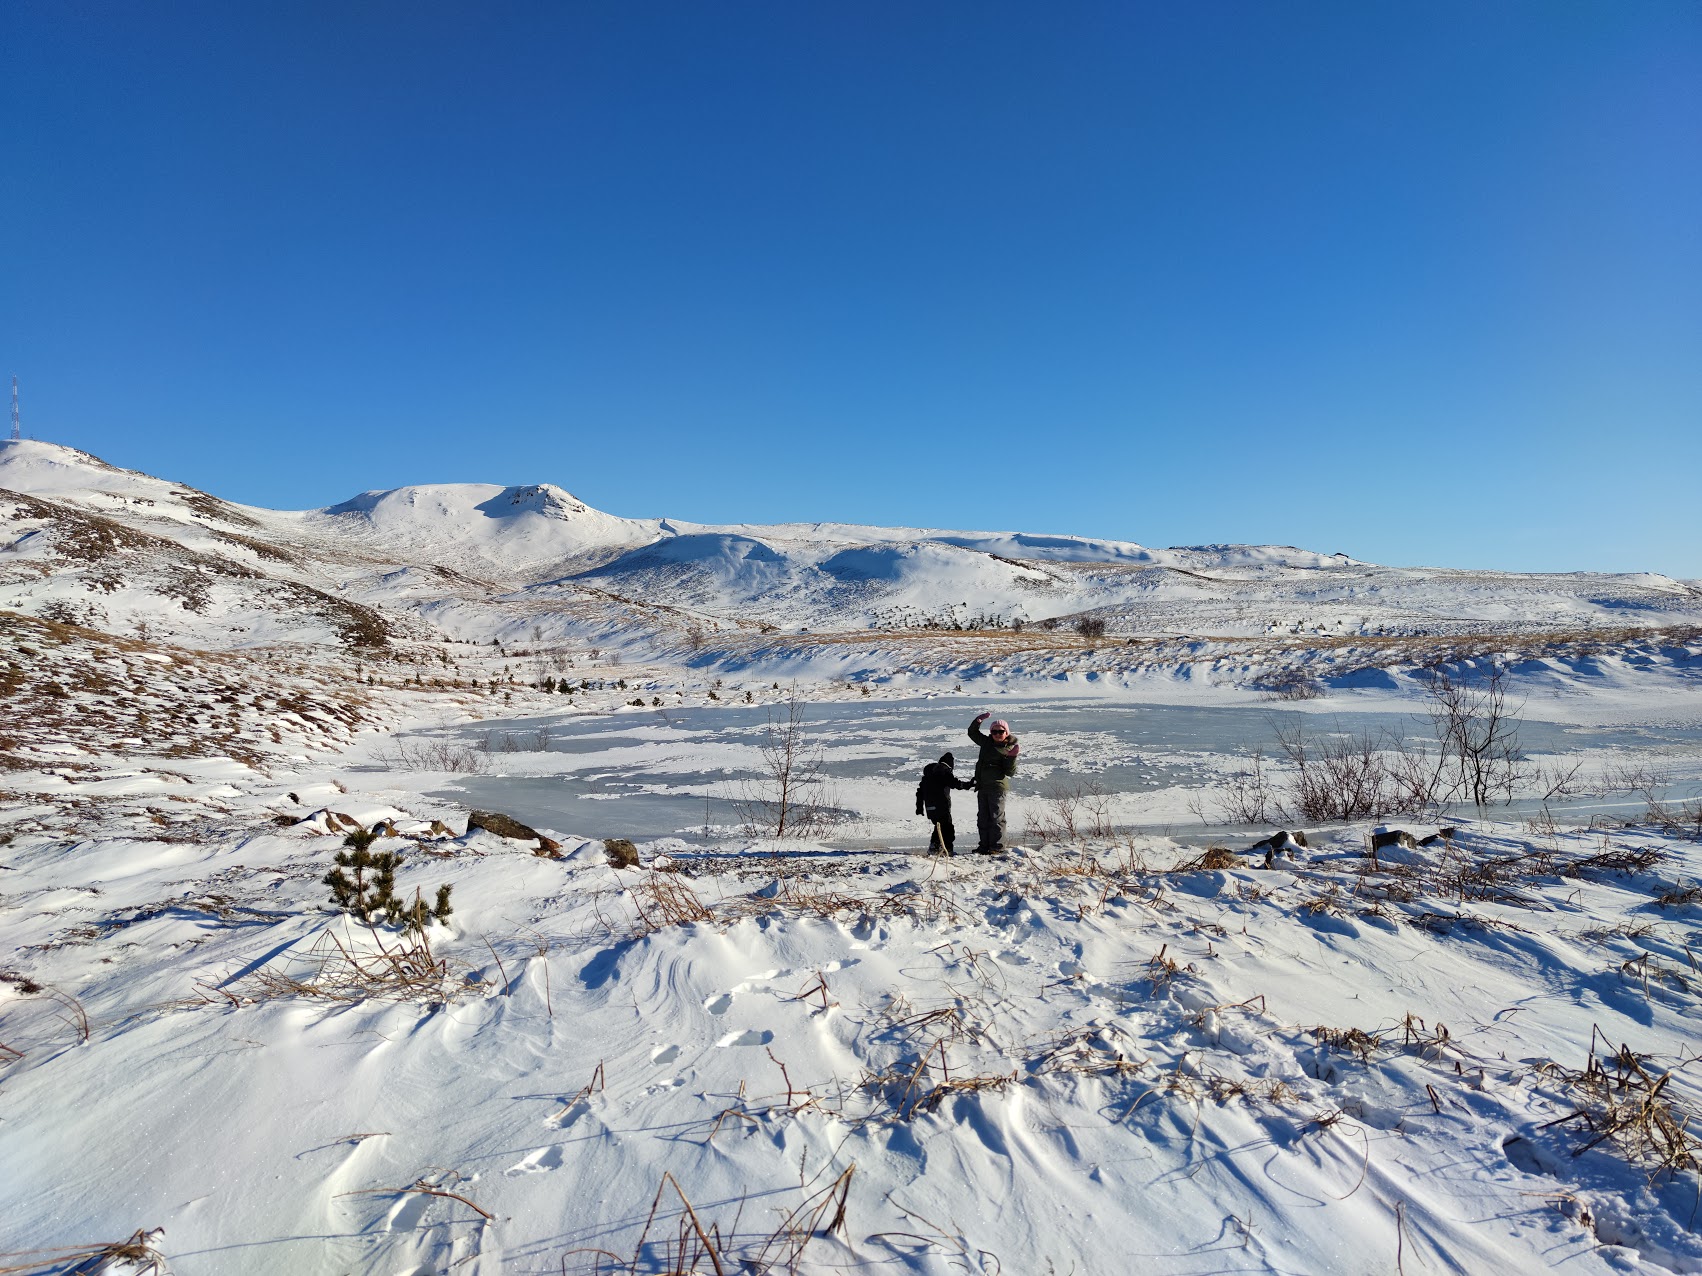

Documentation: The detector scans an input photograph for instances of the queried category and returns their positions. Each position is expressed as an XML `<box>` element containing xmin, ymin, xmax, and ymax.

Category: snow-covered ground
<box><xmin>4</xmin><ymin>767</ymin><xmax>1702</xmax><ymax>1274</ymax></box>
<box><xmin>6</xmin><ymin>437</ymin><xmax>1702</xmax><ymax>1274</ymax></box>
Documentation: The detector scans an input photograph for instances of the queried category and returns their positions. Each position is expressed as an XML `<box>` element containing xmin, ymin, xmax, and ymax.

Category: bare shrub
<box><xmin>1639</xmin><ymin>793</ymin><xmax>1702</xmax><ymax>839</ymax></box>
<box><xmin>1026</xmin><ymin>780</ymin><xmax>1115</xmax><ymax>844</ymax></box>
<box><xmin>1424</xmin><ymin>664</ymin><xmax>1527</xmax><ymax>807</ymax></box>
<box><xmin>485</xmin><ymin>727</ymin><xmax>552</xmax><ymax>753</ymax></box>
<box><xmin>1172</xmin><ymin>846</ymin><xmax>1239</xmax><ymax>872</ymax></box>
<box><xmin>1565</xmin><ymin>843</ymin><xmax>1670</xmax><ymax>877</ymax></box>
<box><xmin>374</xmin><ymin>734</ymin><xmax>491</xmax><ymax>774</ymax></box>
<box><xmin>1655</xmin><ymin>882</ymin><xmax>1702</xmax><ymax>910</ymax></box>
<box><xmin>1273</xmin><ymin>724</ymin><xmax>1436</xmax><ymax>822</ymax></box>
<box><xmin>1603</xmin><ymin>760</ymin><xmax>1673</xmax><ymax>796</ymax></box>
<box><xmin>1536</xmin><ymin>758</ymin><xmax>1587</xmax><ymax>801</ymax></box>
<box><xmin>1257</xmin><ymin>671</ymin><xmax>1324</xmax><ymax>701</ymax></box>
<box><xmin>1074</xmin><ymin>616</ymin><xmax>1108</xmax><ymax>639</ymax></box>
<box><xmin>627</xmin><ymin>872</ymin><xmax>714</xmax><ymax>935</ymax></box>
<box><xmin>1221</xmin><ymin>749</ymin><xmax>1278</xmax><ymax>824</ymax></box>
<box><xmin>731</xmin><ymin>688</ymin><xmax>847</xmax><ymax>838</ymax></box>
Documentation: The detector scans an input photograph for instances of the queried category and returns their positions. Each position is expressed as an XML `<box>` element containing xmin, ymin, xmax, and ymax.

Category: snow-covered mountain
<box><xmin>4</xmin><ymin>438</ymin><xmax>1700</xmax><ymax>654</ymax></box>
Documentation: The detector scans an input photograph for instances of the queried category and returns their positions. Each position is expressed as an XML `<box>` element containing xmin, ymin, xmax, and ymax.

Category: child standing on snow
<box><xmin>915</xmin><ymin>752</ymin><xmax>972</xmax><ymax>854</ymax></box>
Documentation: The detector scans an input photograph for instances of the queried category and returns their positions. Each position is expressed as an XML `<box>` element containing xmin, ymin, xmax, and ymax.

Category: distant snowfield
<box><xmin>5</xmin><ymin>439</ymin><xmax>1702</xmax><ymax>1274</ymax></box>
<box><xmin>5</xmin><ymin>437</ymin><xmax>1701</xmax><ymax>657</ymax></box>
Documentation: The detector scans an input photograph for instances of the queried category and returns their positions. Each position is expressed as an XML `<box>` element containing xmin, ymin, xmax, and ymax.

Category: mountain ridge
<box><xmin>4</xmin><ymin>438</ymin><xmax>1700</xmax><ymax>658</ymax></box>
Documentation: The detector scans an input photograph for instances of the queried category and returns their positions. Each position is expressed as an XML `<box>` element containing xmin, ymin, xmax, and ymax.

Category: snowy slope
<box><xmin>5</xmin><ymin>439</ymin><xmax>1701</xmax><ymax>657</ymax></box>
<box><xmin>4</xmin><ymin>799</ymin><xmax>1701</xmax><ymax>1276</ymax></box>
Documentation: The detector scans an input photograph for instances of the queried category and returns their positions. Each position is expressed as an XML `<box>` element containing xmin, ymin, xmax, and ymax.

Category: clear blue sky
<box><xmin>5</xmin><ymin>2</ymin><xmax>1699</xmax><ymax>575</ymax></box>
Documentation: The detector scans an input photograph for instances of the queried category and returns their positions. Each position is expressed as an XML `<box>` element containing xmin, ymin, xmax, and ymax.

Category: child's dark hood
<box><xmin>939</xmin><ymin>752</ymin><xmax>956</xmax><ymax>768</ymax></box>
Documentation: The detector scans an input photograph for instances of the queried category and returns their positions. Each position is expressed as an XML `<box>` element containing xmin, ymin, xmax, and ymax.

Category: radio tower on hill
<box><xmin>9</xmin><ymin>377</ymin><xmax>18</xmax><ymax>441</ymax></box>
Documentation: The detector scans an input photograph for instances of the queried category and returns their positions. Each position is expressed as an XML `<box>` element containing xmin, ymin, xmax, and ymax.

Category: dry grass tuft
<box><xmin>0</xmin><ymin>1228</ymin><xmax>167</xmax><ymax>1274</ymax></box>
<box><xmin>1655</xmin><ymin>882</ymin><xmax>1702</xmax><ymax>910</ymax></box>
<box><xmin>1537</xmin><ymin>1032</ymin><xmax>1702</xmax><ymax>1180</ymax></box>
<box><xmin>1567</xmin><ymin>844</ymin><xmax>1670</xmax><ymax>877</ymax></box>
<box><xmin>1172</xmin><ymin>846</ymin><xmax>1240</xmax><ymax>873</ymax></box>
<box><xmin>565</xmin><ymin>1166</ymin><xmax>854</xmax><ymax>1275</ymax></box>
<box><xmin>204</xmin><ymin>925</ymin><xmax>481</xmax><ymax>1006</ymax></box>
<box><xmin>1311</xmin><ymin>1025</ymin><xmax>1385</xmax><ymax>1062</ymax></box>
<box><xmin>627</xmin><ymin>872</ymin><xmax>714</xmax><ymax>936</ymax></box>
<box><xmin>1617</xmin><ymin>952</ymin><xmax>1698</xmax><ymax>1002</ymax></box>
<box><xmin>1028</xmin><ymin>1026</ymin><xmax>1148</xmax><ymax>1078</ymax></box>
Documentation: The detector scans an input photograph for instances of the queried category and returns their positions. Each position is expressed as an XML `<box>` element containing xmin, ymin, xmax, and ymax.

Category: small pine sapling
<box><xmin>324</xmin><ymin>826</ymin><xmax>402</xmax><ymax>922</ymax></box>
<box><xmin>324</xmin><ymin>825</ymin><xmax>454</xmax><ymax>931</ymax></box>
<box><xmin>388</xmin><ymin>884</ymin><xmax>455</xmax><ymax>933</ymax></box>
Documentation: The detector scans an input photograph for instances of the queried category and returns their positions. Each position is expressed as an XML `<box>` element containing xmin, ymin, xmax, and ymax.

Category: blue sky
<box><xmin>5</xmin><ymin>2</ymin><xmax>1699</xmax><ymax>575</ymax></box>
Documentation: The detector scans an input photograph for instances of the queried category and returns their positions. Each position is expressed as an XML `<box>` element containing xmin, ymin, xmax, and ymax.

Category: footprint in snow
<box><xmin>506</xmin><ymin>1144</ymin><xmax>565</xmax><ymax>1175</ymax></box>
<box><xmin>651</xmin><ymin>1043</ymin><xmax>681</xmax><ymax>1065</ymax></box>
<box><xmin>383</xmin><ymin>1191</ymin><xmax>435</xmax><ymax>1232</ymax></box>
<box><xmin>545</xmin><ymin>1099</ymin><xmax>589</xmax><ymax>1129</ymax></box>
<box><xmin>703</xmin><ymin>993</ymin><xmax>732</xmax><ymax>1015</ymax></box>
<box><xmin>717</xmin><ymin>1027</ymin><xmax>774</xmax><ymax>1048</ymax></box>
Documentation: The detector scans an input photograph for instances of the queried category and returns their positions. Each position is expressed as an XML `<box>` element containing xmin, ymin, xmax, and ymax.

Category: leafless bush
<box><xmin>483</xmin><ymin>727</ymin><xmax>551</xmax><ymax>754</ymax></box>
<box><xmin>1310</xmin><ymin>1024</ymin><xmax>1385</xmax><ymax>1062</ymax></box>
<box><xmin>1074</xmin><ymin>616</ymin><xmax>1108</xmax><ymax>639</ymax></box>
<box><xmin>1257</xmin><ymin>671</ymin><xmax>1324</xmax><ymax>701</ymax></box>
<box><xmin>626</xmin><ymin>872</ymin><xmax>714</xmax><ymax>936</ymax></box>
<box><xmin>1603</xmin><ymin>760</ymin><xmax>1673</xmax><ymax>796</ymax></box>
<box><xmin>1221</xmin><ymin>749</ymin><xmax>1278</xmax><ymax>824</ymax></box>
<box><xmin>1025</xmin><ymin>780</ymin><xmax>1115</xmax><ymax>843</ymax></box>
<box><xmin>1536</xmin><ymin>758</ymin><xmax>1587</xmax><ymax>801</ymax></box>
<box><xmin>1655</xmin><ymin>882</ymin><xmax>1702</xmax><ymax>910</ymax></box>
<box><xmin>1639</xmin><ymin>794</ymin><xmax>1702</xmax><ymax>840</ymax></box>
<box><xmin>1273</xmin><ymin>724</ymin><xmax>1437</xmax><ymax>822</ymax></box>
<box><xmin>1171</xmin><ymin>846</ymin><xmax>1239</xmax><ymax>872</ymax></box>
<box><xmin>1424</xmin><ymin>664</ymin><xmax>1527</xmax><ymax>807</ymax></box>
<box><xmin>374</xmin><ymin>734</ymin><xmax>491</xmax><ymax>774</ymax></box>
<box><xmin>1565</xmin><ymin>843</ymin><xmax>1671</xmax><ymax>877</ymax></box>
<box><xmin>731</xmin><ymin>688</ymin><xmax>848</xmax><ymax>839</ymax></box>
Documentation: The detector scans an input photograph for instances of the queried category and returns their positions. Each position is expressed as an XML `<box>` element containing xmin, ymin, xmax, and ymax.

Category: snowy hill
<box><xmin>5</xmin><ymin>438</ymin><xmax>1701</xmax><ymax>657</ymax></box>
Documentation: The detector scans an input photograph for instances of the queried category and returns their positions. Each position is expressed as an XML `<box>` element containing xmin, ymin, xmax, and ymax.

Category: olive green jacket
<box><xmin>967</xmin><ymin>721</ymin><xmax>1020</xmax><ymax>791</ymax></box>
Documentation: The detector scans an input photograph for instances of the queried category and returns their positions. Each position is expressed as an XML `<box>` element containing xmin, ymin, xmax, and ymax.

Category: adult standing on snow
<box><xmin>967</xmin><ymin>712</ymin><xmax>1019</xmax><ymax>854</ymax></box>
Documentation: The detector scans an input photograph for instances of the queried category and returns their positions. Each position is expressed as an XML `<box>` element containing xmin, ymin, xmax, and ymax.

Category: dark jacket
<box><xmin>967</xmin><ymin>716</ymin><xmax>1020</xmax><ymax>791</ymax></box>
<box><xmin>915</xmin><ymin>755</ymin><xmax>971</xmax><ymax>815</ymax></box>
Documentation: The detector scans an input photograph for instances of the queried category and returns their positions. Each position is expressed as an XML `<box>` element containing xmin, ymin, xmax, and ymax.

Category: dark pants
<box><xmin>924</xmin><ymin>804</ymin><xmax>955</xmax><ymax>853</ymax></box>
<box><xmin>976</xmin><ymin>787</ymin><xmax>1007</xmax><ymax>851</ymax></box>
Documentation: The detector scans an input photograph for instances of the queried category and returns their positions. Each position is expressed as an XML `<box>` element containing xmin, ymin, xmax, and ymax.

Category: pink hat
<box><xmin>989</xmin><ymin>720</ymin><xmax>1010</xmax><ymax>734</ymax></box>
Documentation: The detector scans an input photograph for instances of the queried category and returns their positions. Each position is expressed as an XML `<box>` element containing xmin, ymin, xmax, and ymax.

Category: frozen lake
<box><xmin>415</xmin><ymin>696</ymin><xmax>1702</xmax><ymax>847</ymax></box>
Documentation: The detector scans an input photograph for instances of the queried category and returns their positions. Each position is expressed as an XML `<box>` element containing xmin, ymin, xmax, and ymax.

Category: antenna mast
<box><xmin>8</xmin><ymin>378</ymin><xmax>17</xmax><ymax>441</ymax></box>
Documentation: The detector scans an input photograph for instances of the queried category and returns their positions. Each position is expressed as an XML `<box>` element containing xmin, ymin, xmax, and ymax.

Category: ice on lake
<box><xmin>415</xmin><ymin>696</ymin><xmax>1702</xmax><ymax>846</ymax></box>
